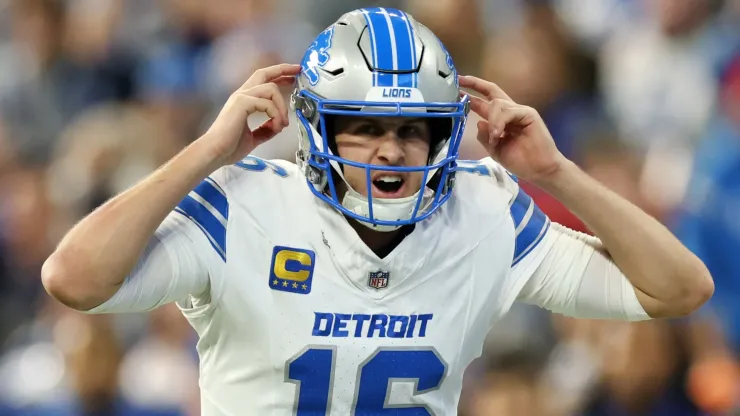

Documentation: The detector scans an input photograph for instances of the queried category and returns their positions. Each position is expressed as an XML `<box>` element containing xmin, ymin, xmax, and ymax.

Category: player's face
<box><xmin>334</xmin><ymin>116</ymin><xmax>431</xmax><ymax>199</ymax></box>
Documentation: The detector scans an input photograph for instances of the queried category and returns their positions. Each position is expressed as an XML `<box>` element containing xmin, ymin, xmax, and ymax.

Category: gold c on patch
<box><xmin>269</xmin><ymin>246</ymin><xmax>315</xmax><ymax>294</ymax></box>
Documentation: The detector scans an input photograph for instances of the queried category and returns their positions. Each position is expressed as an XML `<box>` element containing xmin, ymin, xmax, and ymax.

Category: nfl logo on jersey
<box><xmin>368</xmin><ymin>270</ymin><xmax>390</xmax><ymax>290</ymax></box>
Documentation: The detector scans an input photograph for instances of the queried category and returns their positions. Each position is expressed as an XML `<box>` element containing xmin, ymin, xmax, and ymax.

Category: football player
<box><xmin>41</xmin><ymin>7</ymin><xmax>713</xmax><ymax>415</ymax></box>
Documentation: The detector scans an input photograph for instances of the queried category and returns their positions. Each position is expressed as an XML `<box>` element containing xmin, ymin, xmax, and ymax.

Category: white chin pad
<box><xmin>341</xmin><ymin>187</ymin><xmax>434</xmax><ymax>232</ymax></box>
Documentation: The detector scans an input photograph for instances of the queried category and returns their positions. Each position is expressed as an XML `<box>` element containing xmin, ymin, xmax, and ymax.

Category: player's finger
<box><xmin>496</xmin><ymin>104</ymin><xmax>534</xmax><ymax>133</ymax></box>
<box><xmin>251</xmin><ymin>119</ymin><xmax>280</xmax><ymax>142</ymax></box>
<box><xmin>467</xmin><ymin>95</ymin><xmax>490</xmax><ymax>119</ymax></box>
<box><xmin>459</xmin><ymin>75</ymin><xmax>513</xmax><ymax>102</ymax></box>
<box><xmin>272</xmin><ymin>75</ymin><xmax>298</xmax><ymax>86</ymax></box>
<box><xmin>235</xmin><ymin>95</ymin><xmax>282</xmax><ymax>129</ymax></box>
<box><xmin>241</xmin><ymin>64</ymin><xmax>301</xmax><ymax>90</ymax></box>
<box><xmin>245</xmin><ymin>83</ymin><xmax>289</xmax><ymax>127</ymax></box>
<box><xmin>488</xmin><ymin>98</ymin><xmax>507</xmax><ymax>142</ymax></box>
<box><xmin>476</xmin><ymin>119</ymin><xmax>493</xmax><ymax>148</ymax></box>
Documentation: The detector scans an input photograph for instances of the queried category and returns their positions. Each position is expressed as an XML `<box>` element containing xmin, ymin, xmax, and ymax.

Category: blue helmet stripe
<box><xmin>364</xmin><ymin>8</ymin><xmax>394</xmax><ymax>87</ymax></box>
<box><xmin>361</xmin><ymin>9</ymin><xmax>379</xmax><ymax>86</ymax></box>
<box><xmin>379</xmin><ymin>8</ymin><xmax>400</xmax><ymax>87</ymax></box>
<box><xmin>397</xmin><ymin>74</ymin><xmax>414</xmax><ymax>88</ymax></box>
<box><xmin>386</xmin><ymin>8</ymin><xmax>415</xmax><ymax>88</ymax></box>
<box><xmin>401</xmin><ymin>11</ymin><xmax>418</xmax><ymax>87</ymax></box>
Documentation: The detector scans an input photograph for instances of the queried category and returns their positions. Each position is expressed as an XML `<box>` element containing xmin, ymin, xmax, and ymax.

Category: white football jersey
<box><xmin>161</xmin><ymin>155</ymin><xmax>553</xmax><ymax>415</ymax></box>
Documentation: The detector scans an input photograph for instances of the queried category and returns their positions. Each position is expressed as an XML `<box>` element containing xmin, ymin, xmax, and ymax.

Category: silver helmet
<box><xmin>292</xmin><ymin>7</ymin><xmax>469</xmax><ymax>231</ymax></box>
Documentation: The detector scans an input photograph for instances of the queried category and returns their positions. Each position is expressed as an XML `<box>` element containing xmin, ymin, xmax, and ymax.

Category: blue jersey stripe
<box><xmin>193</xmin><ymin>179</ymin><xmax>228</xmax><ymax>221</ymax></box>
<box><xmin>176</xmin><ymin>195</ymin><xmax>227</xmax><ymax>260</ymax></box>
<box><xmin>512</xmin><ymin>218</ymin><xmax>550</xmax><ymax>266</ymax></box>
<box><xmin>512</xmin><ymin>202</ymin><xmax>549</xmax><ymax>266</ymax></box>
<box><xmin>509</xmin><ymin>189</ymin><xmax>532</xmax><ymax>229</ymax></box>
<box><xmin>174</xmin><ymin>208</ymin><xmax>226</xmax><ymax>262</ymax></box>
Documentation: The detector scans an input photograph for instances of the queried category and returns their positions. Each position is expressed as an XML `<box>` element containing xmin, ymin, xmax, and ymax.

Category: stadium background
<box><xmin>0</xmin><ymin>0</ymin><xmax>739</xmax><ymax>414</ymax></box>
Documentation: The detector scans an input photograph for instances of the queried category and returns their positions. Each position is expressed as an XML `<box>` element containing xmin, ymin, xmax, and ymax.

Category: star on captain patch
<box><xmin>368</xmin><ymin>270</ymin><xmax>390</xmax><ymax>290</ymax></box>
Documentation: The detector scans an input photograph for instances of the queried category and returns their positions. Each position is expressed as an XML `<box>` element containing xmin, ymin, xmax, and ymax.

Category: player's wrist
<box><xmin>529</xmin><ymin>157</ymin><xmax>578</xmax><ymax>190</ymax></box>
<box><xmin>183</xmin><ymin>137</ymin><xmax>231</xmax><ymax>177</ymax></box>
<box><xmin>192</xmin><ymin>133</ymin><xmax>242</xmax><ymax>171</ymax></box>
<box><xmin>531</xmin><ymin>158</ymin><xmax>583</xmax><ymax>197</ymax></box>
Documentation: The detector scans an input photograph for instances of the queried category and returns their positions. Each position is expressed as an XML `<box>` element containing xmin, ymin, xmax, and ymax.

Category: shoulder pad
<box><xmin>456</xmin><ymin>157</ymin><xmax>519</xmax><ymax>198</ymax></box>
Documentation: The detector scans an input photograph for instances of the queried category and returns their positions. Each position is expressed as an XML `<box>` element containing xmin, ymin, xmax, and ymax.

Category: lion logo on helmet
<box><xmin>437</xmin><ymin>37</ymin><xmax>458</xmax><ymax>88</ymax></box>
<box><xmin>301</xmin><ymin>25</ymin><xmax>335</xmax><ymax>86</ymax></box>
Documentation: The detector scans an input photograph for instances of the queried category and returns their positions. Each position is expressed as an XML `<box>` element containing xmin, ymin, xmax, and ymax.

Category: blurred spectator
<box><xmin>405</xmin><ymin>0</ymin><xmax>487</xmax><ymax>76</ymax></box>
<box><xmin>0</xmin><ymin>0</ymin><xmax>140</xmax><ymax>165</ymax></box>
<box><xmin>460</xmin><ymin>1</ymin><xmax>603</xmax><ymax>162</ymax></box>
<box><xmin>674</xmin><ymin>50</ymin><xmax>740</xmax><ymax>380</ymax></box>
<box><xmin>597</xmin><ymin>0</ymin><xmax>740</xmax><ymax>213</ymax></box>
<box><xmin>0</xmin><ymin>165</ymin><xmax>54</xmax><ymax>342</ymax></box>
<box><xmin>118</xmin><ymin>305</ymin><xmax>198</xmax><ymax>415</ymax></box>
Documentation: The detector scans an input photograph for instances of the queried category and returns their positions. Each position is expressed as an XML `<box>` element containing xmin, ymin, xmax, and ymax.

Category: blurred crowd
<box><xmin>0</xmin><ymin>0</ymin><xmax>739</xmax><ymax>415</ymax></box>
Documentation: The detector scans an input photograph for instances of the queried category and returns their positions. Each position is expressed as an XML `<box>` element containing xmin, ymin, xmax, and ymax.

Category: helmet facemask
<box><xmin>293</xmin><ymin>89</ymin><xmax>469</xmax><ymax>232</ymax></box>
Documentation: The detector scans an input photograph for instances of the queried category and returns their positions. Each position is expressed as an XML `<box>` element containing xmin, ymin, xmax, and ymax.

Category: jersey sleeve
<box><xmin>475</xmin><ymin>157</ymin><xmax>553</xmax><ymax>277</ymax></box>
<box><xmin>84</xmin><ymin>173</ymin><xmax>231</xmax><ymax>314</ymax></box>
<box><xmin>514</xmin><ymin>223</ymin><xmax>650</xmax><ymax>321</ymax></box>
<box><xmin>485</xmin><ymin>160</ymin><xmax>650</xmax><ymax>321</ymax></box>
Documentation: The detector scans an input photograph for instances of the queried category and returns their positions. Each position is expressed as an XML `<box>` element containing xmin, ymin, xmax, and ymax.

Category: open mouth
<box><xmin>372</xmin><ymin>175</ymin><xmax>405</xmax><ymax>197</ymax></box>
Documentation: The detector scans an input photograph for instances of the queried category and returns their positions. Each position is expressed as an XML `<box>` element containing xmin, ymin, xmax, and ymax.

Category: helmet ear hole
<box><xmin>322</xmin><ymin>114</ymin><xmax>339</xmax><ymax>158</ymax></box>
<box><xmin>426</xmin><ymin>117</ymin><xmax>453</xmax><ymax>162</ymax></box>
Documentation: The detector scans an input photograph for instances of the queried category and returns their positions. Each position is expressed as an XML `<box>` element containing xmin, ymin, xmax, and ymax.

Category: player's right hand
<box><xmin>201</xmin><ymin>63</ymin><xmax>301</xmax><ymax>166</ymax></box>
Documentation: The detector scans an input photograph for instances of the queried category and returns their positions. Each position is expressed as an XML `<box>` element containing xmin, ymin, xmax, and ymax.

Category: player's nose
<box><xmin>375</xmin><ymin>133</ymin><xmax>405</xmax><ymax>165</ymax></box>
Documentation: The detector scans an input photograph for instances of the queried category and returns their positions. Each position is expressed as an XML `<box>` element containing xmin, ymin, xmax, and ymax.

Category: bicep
<box><xmin>83</xmin><ymin>214</ymin><xmax>211</xmax><ymax>314</ymax></box>
<box><xmin>516</xmin><ymin>223</ymin><xmax>651</xmax><ymax>321</ymax></box>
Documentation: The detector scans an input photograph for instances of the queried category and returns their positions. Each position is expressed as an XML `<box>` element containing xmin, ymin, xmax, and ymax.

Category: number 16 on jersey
<box><xmin>286</xmin><ymin>346</ymin><xmax>448</xmax><ymax>415</ymax></box>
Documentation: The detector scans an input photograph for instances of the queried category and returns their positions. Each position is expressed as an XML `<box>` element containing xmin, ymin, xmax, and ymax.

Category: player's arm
<box><xmin>83</xmin><ymin>213</ymin><xmax>211</xmax><ymax>313</ymax></box>
<box><xmin>532</xmin><ymin>164</ymin><xmax>713</xmax><ymax>318</ymax></box>
<box><xmin>461</xmin><ymin>75</ymin><xmax>713</xmax><ymax>319</ymax></box>
<box><xmin>42</xmin><ymin>64</ymin><xmax>299</xmax><ymax>311</ymax></box>
<box><xmin>514</xmin><ymin>222</ymin><xmax>650</xmax><ymax>320</ymax></box>
<box><xmin>494</xmin><ymin>176</ymin><xmax>647</xmax><ymax>321</ymax></box>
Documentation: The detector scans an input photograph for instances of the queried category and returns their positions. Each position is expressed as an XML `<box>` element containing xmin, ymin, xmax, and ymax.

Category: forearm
<box><xmin>42</xmin><ymin>139</ymin><xmax>222</xmax><ymax>310</ymax></box>
<box><xmin>535</xmin><ymin>160</ymin><xmax>713</xmax><ymax>318</ymax></box>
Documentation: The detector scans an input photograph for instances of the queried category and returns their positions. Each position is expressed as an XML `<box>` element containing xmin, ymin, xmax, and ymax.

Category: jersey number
<box><xmin>235</xmin><ymin>156</ymin><xmax>288</xmax><ymax>177</ymax></box>
<box><xmin>287</xmin><ymin>347</ymin><xmax>447</xmax><ymax>415</ymax></box>
<box><xmin>456</xmin><ymin>160</ymin><xmax>492</xmax><ymax>177</ymax></box>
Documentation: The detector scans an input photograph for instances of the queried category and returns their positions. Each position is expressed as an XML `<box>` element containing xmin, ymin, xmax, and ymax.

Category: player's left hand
<box><xmin>459</xmin><ymin>75</ymin><xmax>569</xmax><ymax>184</ymax></box>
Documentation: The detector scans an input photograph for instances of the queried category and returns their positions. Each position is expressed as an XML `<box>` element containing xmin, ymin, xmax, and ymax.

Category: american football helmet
<box><xmin>292</xmin><ymin>7</ymin><xmax>469</xmax><ymax>231</ymax></box>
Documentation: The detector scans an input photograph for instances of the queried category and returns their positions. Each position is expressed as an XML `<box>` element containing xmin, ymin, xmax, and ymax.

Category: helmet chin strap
<box><xmin>341</xmin><ymin>187</ymin><xmax>436</xmax><ymax>232</ymax></box>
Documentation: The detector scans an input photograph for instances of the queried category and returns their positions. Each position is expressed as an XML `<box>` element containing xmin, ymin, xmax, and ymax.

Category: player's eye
<box><xmin>354</xmin><ymin>123</ymin><xmax>385</xmax><ymax>137</ymax></box>
<box><xmin>397</xmin><ymin>124</ymin><xmax>426</xmax><ymax>140</ymax></box>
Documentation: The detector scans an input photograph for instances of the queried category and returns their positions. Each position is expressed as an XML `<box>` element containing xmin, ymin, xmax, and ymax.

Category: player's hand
<box><xmin>201</xmin><ymin>63</ymin><xmax>300</xmax><ymax>166</ymax></box>
<box><xmin>459</xmin><ymin>75</ymin><xmax>569</xmax><ymax>185</ymax></box>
